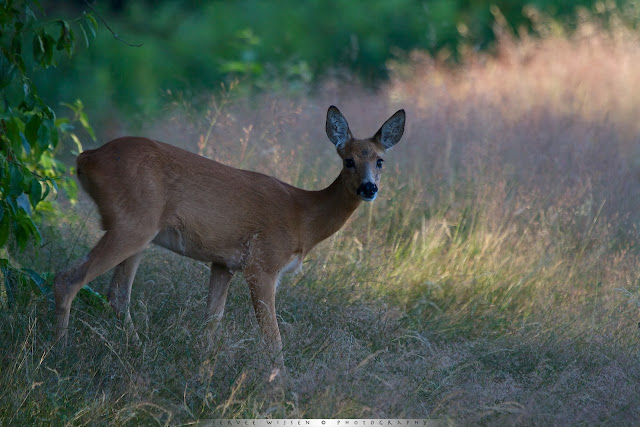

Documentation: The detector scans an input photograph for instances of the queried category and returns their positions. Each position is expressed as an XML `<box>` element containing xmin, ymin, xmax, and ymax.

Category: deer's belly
<box><xmin>152</xmin><ymin>226</ymin><xmax>248</xmax><ymax>270</ymax></box>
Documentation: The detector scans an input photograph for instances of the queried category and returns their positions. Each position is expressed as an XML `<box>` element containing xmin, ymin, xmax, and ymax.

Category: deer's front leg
<box><xmin>244</xmin><ymin>266</ymin><xmax>284</xmax><ymax>381</ymax></box>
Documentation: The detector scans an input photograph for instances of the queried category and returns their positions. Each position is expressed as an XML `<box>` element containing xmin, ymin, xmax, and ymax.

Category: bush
<box><xmin>0</xmin><ymin>0</ymin><xmax>96</xmax><ymax>306</ymax></box>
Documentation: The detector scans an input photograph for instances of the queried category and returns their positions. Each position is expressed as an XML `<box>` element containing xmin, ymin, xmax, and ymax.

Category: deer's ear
<box><xmin>374</xmin><ymin>109</ymin><xmax>405</xmax><ymax>150</ymax></box>
<box><xmin>326</xmin><ymin>106</ymin><xmax>352</xmax><ymax>149</ymax></box>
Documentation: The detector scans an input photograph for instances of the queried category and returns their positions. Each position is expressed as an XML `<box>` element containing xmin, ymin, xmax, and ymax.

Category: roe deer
<box><xmin>54</xmin><ymin>106</ymin><xmax>405</xmax><ymax>379</ymax></box>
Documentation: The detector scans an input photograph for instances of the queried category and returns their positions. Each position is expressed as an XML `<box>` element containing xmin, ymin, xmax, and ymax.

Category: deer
<box><xmin>54</xmin><ymin>105</ymin><xmax>405</xmax><ymax>379</ymax></box>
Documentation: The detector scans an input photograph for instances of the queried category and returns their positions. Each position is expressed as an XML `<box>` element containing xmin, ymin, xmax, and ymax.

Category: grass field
<box><xmin>2</xmin><ymin>24</ymin><xmax>640</xmax><ymax>424</ymax></box>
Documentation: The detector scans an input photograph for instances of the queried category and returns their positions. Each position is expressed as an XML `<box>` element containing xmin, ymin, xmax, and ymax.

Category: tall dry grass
<box><xmin>2</xmin><ymin>20</ymin><xmax>640</xmax><ymax>424</ymax></box>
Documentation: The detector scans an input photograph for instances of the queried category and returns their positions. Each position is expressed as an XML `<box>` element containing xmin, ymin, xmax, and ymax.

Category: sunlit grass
<box><xmin>2</xmin><ymin>22</ymin><xmax>640</xmax><ymax>424</ymax></box>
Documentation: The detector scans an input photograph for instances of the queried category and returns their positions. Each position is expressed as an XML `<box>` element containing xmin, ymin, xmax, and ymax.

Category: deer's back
<box><xmin>77</xmin><ymin>137</ymin><xmax>305</xmax><ymax>263</ymax></box>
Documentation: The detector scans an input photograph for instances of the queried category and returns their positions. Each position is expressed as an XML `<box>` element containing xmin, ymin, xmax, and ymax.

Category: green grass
<box><xmin>3</xmin><ymin>24</ymin><xmax>640</xmax><ymax>424</ymax></box>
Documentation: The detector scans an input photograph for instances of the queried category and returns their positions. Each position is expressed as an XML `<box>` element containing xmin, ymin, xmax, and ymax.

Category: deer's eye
<box><xmin>376</xmin><ymin>158</ymin><xmax>384</xmax><ymax>169</ymax></box>
<box><xmin>345</xmin><ymin>158</ymin><xmax>355</xmax><ymax>168</ymax></box>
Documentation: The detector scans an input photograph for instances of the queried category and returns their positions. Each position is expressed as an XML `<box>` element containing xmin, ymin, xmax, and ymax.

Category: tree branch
<box><xmin>84</xmin><ymin>1</ymin><xmax>143</xmax><ymax>48</ymax></box>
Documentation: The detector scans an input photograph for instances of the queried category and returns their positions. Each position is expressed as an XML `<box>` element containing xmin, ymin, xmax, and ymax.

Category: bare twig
<box><xmin>84</xmin><ymin>1</ymin><xmax>143</xmax><ymax>48</ymax></box>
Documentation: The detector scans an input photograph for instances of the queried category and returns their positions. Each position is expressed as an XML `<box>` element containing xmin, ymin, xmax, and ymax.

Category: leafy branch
<box><xmin>1</xmin><ymin>0</ymin><xmax>98</xmax><ymax>307</ymax></box>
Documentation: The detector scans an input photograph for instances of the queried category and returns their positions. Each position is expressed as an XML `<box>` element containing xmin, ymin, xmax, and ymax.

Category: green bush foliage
<box><xmin>0</xmin><ymin>0</ymin><xmax>96</xmax><ymax>305</ymax></box>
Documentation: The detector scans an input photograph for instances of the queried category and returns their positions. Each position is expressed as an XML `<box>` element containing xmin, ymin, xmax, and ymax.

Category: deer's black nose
<box><xmin>357</xmin><ymin>182</ymin><xmax>378</xmax><ymax>199</ymax></box>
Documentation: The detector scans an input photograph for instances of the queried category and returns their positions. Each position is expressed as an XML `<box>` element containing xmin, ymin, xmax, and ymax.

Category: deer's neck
<box><xmin>303</xmin><ymin>172</ymin><xmax>362</xmax><ymax>251</ymax></box>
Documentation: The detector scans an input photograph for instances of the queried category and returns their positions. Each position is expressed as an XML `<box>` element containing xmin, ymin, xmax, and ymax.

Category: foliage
<box><xmin>0</xmin><ymin>0</ymin><xmax>96</xmax><ymax>305</ymax></box>
<box><xmin>36</xmin><ymin>0</ymin><xmax>638</xmax><ymax>122</ymax></box>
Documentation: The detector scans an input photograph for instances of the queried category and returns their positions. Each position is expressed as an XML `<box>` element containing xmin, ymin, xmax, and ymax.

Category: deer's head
<box><xmin>326</xmin><ymin>106</ymin><xmax>405</xmax><ymax>202</ymax></box>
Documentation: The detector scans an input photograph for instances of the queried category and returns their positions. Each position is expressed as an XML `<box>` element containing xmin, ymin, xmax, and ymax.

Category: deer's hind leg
<box><xmin>205</xmin><ymin>264</ymin><xmax>234</xmax><ymax>327</ymax></box>
<box><xmin>54</xmin><ymin>228</ymin><xmax>156</xmax><ymax>346</ymax></box>
<box><xmin>201</xmin><ymin>264</ymin><xmax>234</xmax><ymax>348</ymax></box>
<box><xmin>107</xmin><ymin>252</ymin><xmax>144</xmax><ymax>344</ymax></box>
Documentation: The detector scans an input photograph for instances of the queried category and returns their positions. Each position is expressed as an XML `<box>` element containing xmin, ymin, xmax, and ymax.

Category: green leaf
<box><xmin>79</xmin><ymin>22</ymin><xmax>90</xmax><ymax>48</ymax></box>
<box><xmin>79</xmin><ymin>112</ymin><xmax>95</xmax><ymax>141</ymax></box>
<box><xmin>43</xmin><ymin>34</ymin><xmax>56</xmax><ymax>67</ymax></box>
<box><xmin>12</xmin><ymin>20</ymin><xmax>24</xmax><ymax>45</ymax></box>
<box><xmin>70</xmin><ymin>133</ymin><xmax>83</xmax><ymax>154</ymax></box>
<box><xmin>0</xmin><ymin>53</ymin><xmax>16</xmax><ymax>90</ymax></box>
<box><xmin>22</xmin><ymin>268</ymin><xmax>44</xmax><ymax>287</ymax></box>
<box><xmin>55</xmin><ymin>117</ymin><xmax>74</xmax><ymax>133</ymax></box>
<box><xmin>85</xmin><ymin>14</ymin><xmax>98</xmax><ymax>38</ymax></box>
<box><xmin>61</xmin><ymin>100</ymin><xmax>95</xmax><ymax>141</ymax></box>
<box><xmin>56</xmin><ymin>20</ymin><xmax>74</xmax><ymax>55</ymax></box>
<box><xmin>13</xmin><ymin>214</ymin><xmax>41</xmax><ymax>250</ymax></box>
<box><xmin>5</xmin><ymin>116</ymin><xmax>22</xmax><ymax>153</ymax></box>
<box><xmin>8</xmin><ymin>162</ymin><xmax>24</xmax><ymax>197</ymax></box>
<box><xmin>20</xmin><ymin>132</ymin><xmax>30</xmax><ymax>155</ymax></box>
<box><xmin>29</xmin><ymin>178</ymin><xmax>42</xmax><ymax>207</ymax></box>
<box><xmin>43</xmin><ymin>105</ymin><xmax>55</xmax><ymax>120</ymax></box>
<box><xmin>32</xmin><ymin>30</ymin><xmax>45</xmax><ymax>63</ymax></box>
<box><xmin>22</xmin><ymin>268</ymin><xmax>49</xmax><ymax>297</ymax></box>
<box><xmin>24</xmin><ymin>5</ymin><xmax>37</xmax><ymax>24</ymax></box>
<box><xmin>34</xmin><ymin>31</ymin><xmax>57</xmax><ymax>68</ymax></box>
<box><xmin>15</xmin><ymin>219</ymin><xmax>28</xmax><ymax>250</ymax></box>
<box><xmin>50</xmin><ymin>125</ymin><xmax>59</xmax><ymax>149</ymax></box>
<box><xmin>22</xmin><ymin>81</ymin><xmax>37</xmax><ymax>111</ymax></box>
<box><xmin>36</xmin><ymin>119</ymin><xmax>50</xmax><ymax>151</ymax></box>
<box><xmin>0</xmin><ymin>212</ymin><xmax>9</xmax><ymax>247</ymax></box>
<box><xmin>65</xmin><ymin>28</ymin><xmax>75</xmax><ymax>56</ymax></box>
<box><xmin>78</xmin><ymin>285</ymin><xmax>109</xmax><ymax>310</ymax></box>
<box><xmin>5</xmin><ymin>196</ymin><xmax>18</xmax><ymax>214</ymax></box>
<box><xmin>25</xmin><ymin>114</ymin><xmax>41</xmax><ymax>146</ymax></box>
<box><xmin>16</xmin><ymin>193</ymin><xmax>31</xmax><ymax>215</ymax></box>
<box><xmin>14</xmin><ymin>55</ymin><xmax>25</xmax><ymax>75</ymax></box>
<box><xmin>28</xmin><ymin>216</ymin><xmax>41</xmax><ymax>242</ymax></box>
<box><xmin>42</xmin><ymin>180</ymin><xmax>51</xmax><ymax>200</ymax></box>
<box><xmin>56</xmin><ymin>20</ymin><xmax>68</xmax><ymax>50</ymax></box>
